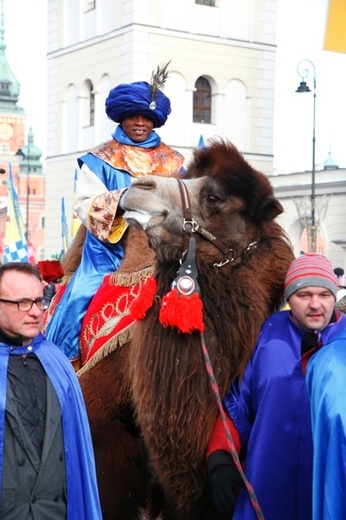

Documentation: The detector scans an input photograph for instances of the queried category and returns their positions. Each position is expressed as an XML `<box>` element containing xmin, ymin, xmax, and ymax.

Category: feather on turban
<box><xmin>105</xmin><ymin>80</ymin><xmax>171</xmax><ymax>128</ymax></box>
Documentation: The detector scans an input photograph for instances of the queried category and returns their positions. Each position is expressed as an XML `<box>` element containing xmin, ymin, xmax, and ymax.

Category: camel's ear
<box><xmin>252</xmin><ymin>196</ymin><xmax>283</xmax><ymax>221</ymax></box>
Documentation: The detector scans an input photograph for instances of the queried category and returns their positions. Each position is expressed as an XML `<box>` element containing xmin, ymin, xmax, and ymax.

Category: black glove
<box><xmin>43</xmin><ymin>282</ymin><xmax>56</xmax><ymax>303</ymax></box>
<box><xmin>207</xmin><ymin>450</ymin><xmax>245</xmax><ymax>515</ymax></box>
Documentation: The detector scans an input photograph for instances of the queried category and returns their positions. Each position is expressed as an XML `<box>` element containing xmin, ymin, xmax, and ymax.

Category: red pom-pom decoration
<box><xmin>159</xmin><ymin>288</ymin><xmax>204</xmax><ymax>333</ymax></box>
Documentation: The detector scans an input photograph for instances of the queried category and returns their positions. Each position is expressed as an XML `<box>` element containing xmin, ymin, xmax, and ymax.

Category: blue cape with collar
<box><xmin>0</xmin><ymin>333</ymin><xmax>102</xmax><ymax>519</ymax></box>
<box><xmin>224</xmin><ymin>310</ymin><xmax>346</xmax><ymax>520</ymax></box>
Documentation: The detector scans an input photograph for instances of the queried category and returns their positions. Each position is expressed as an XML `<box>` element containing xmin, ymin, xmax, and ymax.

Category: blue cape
<box><xmin>0</xmin><ymin>334</ymin><xmax>102</xmax><ymax>519</ymax></box>
<box><xmin>45</xmin><ymin>128</ymin><xmax>161</xmax><ymax>359</ymax></box>
<box><xmin>224</xmin><ymin>310</ymin><xmax>346</xmax><ymax>520</ymax></box>
<box><xmin>306</xmin><ymin>331</ymin><xmax>346</xmax><ymax>520</ymax></box>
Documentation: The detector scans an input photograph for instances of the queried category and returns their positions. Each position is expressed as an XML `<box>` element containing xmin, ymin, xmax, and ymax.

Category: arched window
<box><xmin>81</xmin><ymin>80</ymin><xmax>95</xmax><ymax>127</ymax></box>
<box><xmin>193</xmin><ymin>77</ymin><xmax>212</xmax><ymax>123</ymax></box>
<box><xmin>90</xmin><ymin>89</ymin><xmax>95</xmax><ymax>126</ymax></box>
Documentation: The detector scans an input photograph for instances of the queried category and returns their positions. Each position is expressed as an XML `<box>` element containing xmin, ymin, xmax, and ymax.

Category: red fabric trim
<box><xmin>80</xmin><ymin>273</ymin><xmax>151</xmax><ymax>365</ymax></box>
<box><xmin>207</xmin><ymin>412</ymin><xmax>241</xmax><ymax>458</ymax></box>
<box><xmin>42</xmin><ymin>282</ymin><xmax>67</xmax><ymax>332</ymax></box>
<box><xmin>301</xmin><ymin>347</ymin><xmax>319</xmax><ymax>376</ymax></box>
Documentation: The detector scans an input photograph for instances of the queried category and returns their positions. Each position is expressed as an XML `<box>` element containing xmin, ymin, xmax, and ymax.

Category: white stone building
<box><xmin>269</xmin><ymin>161</ymin><xmax>346</xmax><ymax>271</ymax></box>
<box><xmin>45</xmin><ymin>0</ymin><xmax>346</xmax><ymax>270</ymax></box>
<box><xmin>45</xmin><ymin>0</ymin><xmax>277</xmax><ymax>256</ymax></box>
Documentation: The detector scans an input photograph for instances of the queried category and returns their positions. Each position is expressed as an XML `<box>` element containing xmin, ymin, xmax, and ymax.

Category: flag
<box><xmin>71</xmin><ymin>169</ymin><xmax>81</xmax><ymax>240</ymax></box>
<box><xmin>61</xmin><ymin>197</ymin><xmax>70</xmax><ymax>256</ymax></box>
<box><xmin>198</xmin><ymin>135</ymin><xmax>205</xmax><ymax>148</ymax></box>
<box><xmin>3</xmin><ymin>164</ymin><xmax>28</xmax><ymax>263</ymax></box>
<box><xmin>324</xmin><ymin>0</ymin><xmax>346</xmax><ymax>53</ymax></box>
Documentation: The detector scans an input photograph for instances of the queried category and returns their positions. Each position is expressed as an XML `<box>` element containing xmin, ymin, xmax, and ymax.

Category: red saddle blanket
<box><xmin>80</xmin><ymin>268</ymin><xmax>153</xmax><ymax>366</ymax></box>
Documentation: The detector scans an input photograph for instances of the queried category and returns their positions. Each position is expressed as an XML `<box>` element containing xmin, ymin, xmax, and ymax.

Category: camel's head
<box><xmin>120</xmin><ymin>139</ymin><xmax>283</xmax><ymax>265</ymax></box>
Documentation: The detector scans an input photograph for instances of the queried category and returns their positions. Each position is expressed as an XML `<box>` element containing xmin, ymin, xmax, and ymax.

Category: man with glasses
<box><xmin>0</xmin><ymin>262</ymin><xmax>102</xmax><ymax>519</ymax></box>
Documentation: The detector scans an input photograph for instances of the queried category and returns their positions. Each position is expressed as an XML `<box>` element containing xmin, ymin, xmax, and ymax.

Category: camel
<box><xmin>67</xmin><ymin>139</ymin><xmax>294</xmax><ymax>519</ymax></box>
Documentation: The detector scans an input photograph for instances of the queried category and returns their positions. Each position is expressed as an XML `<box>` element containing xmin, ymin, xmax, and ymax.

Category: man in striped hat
<box><xmin>206</xmin><ymin>253</ymin><xmax>346</xmax><ymax>520</ymax></box>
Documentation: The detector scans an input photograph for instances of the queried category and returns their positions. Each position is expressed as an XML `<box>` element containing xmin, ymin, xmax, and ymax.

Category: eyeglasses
<box><xmin>0</xmin><ymin>298</ymin><xmax>49</xmax><ymax>312</ymax></box>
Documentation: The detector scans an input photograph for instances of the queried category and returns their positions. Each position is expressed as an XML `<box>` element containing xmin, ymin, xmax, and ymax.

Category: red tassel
<box><xmin>159</xmin><ymin>288</ymin><xmax>204</xmax><ymax>333</ymax></box>
<box><xmin>130</xmin><ymin>277</ymin><xmax>157</xmax><ymax>320</ymax></box>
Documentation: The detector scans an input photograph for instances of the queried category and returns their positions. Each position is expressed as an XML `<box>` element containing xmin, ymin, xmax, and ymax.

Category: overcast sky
<box><xmin>4</xmin><ymin>0</ymin><xmax>47</xmax><ymax>156</ymax></box>
<box><xmin>4</xmin><ymin>0</ymin><xmax>346</xmax><ymax>173</ymax></box>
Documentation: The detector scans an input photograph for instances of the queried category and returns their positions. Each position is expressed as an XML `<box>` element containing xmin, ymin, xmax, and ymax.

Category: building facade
<box><xmin>45</xmin><ymin>0</ymin><xmax>277</xmax><ymax>257</ymax></box>
<box><xmin>0</xmin><ymin>6</ymin><xmax>45</xmax><ymax>261</ymax></box>
<box><xmin>45</xmin><ymin>0</ymin><xmax>346</xmax><ymax>269</ymax></box>
<box><xmin>269</xmin><ymin>161</ymin><xmax>346</xmax><ymax>271</ymax></box>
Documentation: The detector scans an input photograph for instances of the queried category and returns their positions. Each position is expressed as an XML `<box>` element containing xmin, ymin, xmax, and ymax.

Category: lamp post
<box><xmin>15</xmin><ymin>134</ymin><xmax>31</xmax><ymax>247</ymax></box>
<box><xmin>25</xmin><ymin>146</ymin><xmax>31</xmax><ymax>245</ymax></box>
<box><xmin>295</xmin><ymin>59</ymin><xmax>317</xmax><ymax>253</ymax></box>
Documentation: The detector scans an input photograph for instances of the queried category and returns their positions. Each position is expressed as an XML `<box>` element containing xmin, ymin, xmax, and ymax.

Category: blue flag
<box><xmin>3</xmin><ymin>164</ymin><xmax>28</xmax><ymax>263</ymax></box>
<box><xmin>198</xmin><ymin>135</ymin><xmax>205</xmax><ymax>148</ymax></box>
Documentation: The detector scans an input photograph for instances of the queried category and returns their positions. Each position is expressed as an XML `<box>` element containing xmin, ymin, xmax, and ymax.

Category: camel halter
<box><xmin>176</xmin><ymin>178</ymin><xmax>265</xmax><ymax>520</ymax></box>
<box><xmin>130</xmin><ymin>178</ymin><xmax>265</xmax><ymax>518</ymax></box>
<box><xmin>177</xmin><ymin>179</ymin><xmax>258</xmax><ymax>268</ymax></box>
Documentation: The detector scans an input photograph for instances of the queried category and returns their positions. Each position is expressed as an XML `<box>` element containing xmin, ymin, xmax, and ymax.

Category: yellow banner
<box><xmin>324</xmin><ymin>0</ymin><xmax>346</xmax><ymax>53</ymax></box>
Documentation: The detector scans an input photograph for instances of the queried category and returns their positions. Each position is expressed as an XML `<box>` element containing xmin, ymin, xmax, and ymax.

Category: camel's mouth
<box><xmin>123</xmin><ymin>210</ymin><xmax>152</xmax><ymax>230</ymax></box>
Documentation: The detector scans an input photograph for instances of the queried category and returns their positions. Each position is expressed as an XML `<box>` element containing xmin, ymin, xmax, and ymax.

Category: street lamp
<box><xmin>15</xmin><ymin>134</ymin><xmax>31</xmax><ymax>246</ymax></box>
<box><xmin>295</xmin><ymin>59</ymin><xmax>317</xmax><ymax>252</ymax></box>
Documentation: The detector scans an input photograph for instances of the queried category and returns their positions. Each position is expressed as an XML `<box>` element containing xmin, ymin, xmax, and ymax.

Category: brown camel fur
<box><xmin>57</xmin><ymin>139</ymin><xmax>294</xmax><ymax>519</ymax></box>
<box><xmin>119</xmin><ymin>139</ymin><xmax>295</xmax><ymax>519</ymax></box>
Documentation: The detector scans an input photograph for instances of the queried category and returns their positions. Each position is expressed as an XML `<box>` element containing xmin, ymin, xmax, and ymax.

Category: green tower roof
<box><xmin>0</xmin><ymin>0</ymin><xmax>24</xmax><ymax>112</ymax></box>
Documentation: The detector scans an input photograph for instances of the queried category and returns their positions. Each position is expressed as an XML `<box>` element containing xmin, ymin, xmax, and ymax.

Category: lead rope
<box><xmin>200</xmin><ymin>333</ymin><xmax>265</xmax><ymax>520</ymax></box>
<box><xmin>176</xmin><ymin>177</ymin><xmax>264</xmax><ymax>518</ymax></box>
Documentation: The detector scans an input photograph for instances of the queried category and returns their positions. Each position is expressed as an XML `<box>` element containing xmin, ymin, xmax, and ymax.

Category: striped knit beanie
<box><xmin>284</xmin><ymin>253</ymin><xmax>338</xmax><ymax>301</ymax></box>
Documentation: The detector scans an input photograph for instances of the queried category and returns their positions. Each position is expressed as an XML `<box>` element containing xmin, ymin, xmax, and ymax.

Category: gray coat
<box><xmin>0</xmin><ymin>378</ymin><xmax>67</xmax><ymax>519</ymax></box>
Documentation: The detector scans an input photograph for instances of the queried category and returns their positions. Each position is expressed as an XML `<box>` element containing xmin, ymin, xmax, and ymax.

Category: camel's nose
<box><xmin>131</xmin><ymin>178</ymin><xmax>157</xmax><ymax>191</ymax></box>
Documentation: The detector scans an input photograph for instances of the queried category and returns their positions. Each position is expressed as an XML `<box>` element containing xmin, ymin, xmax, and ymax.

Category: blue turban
<box><xmin>105</xmin><ymin>81</ymin><xmax>171</xmax><ymax>128</ymax></box>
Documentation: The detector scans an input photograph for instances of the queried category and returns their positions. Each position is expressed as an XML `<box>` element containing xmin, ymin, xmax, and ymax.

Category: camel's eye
<box><xmin>206</xmin><ymin>194</ymin><xmax>220</xmax><ymax>204</ymax></box>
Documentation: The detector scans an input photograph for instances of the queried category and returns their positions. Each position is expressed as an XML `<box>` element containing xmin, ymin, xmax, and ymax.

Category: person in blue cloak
<box><xmin>306</xmin><ymin>318</ymin><xmax>346</xmax><ymax>519</ymax></box>
<box><xmin>44</xmin><ymin>62</ymin><xmax>184</xmax><ymax>364</ymax></box>
<box><xmin>0</xmin><ymin>262</ymin><xmax>102</xmax><ymax>519</ymax></box>
<box><xmin>206</xmin><ymin>253</ymin><xmax>346</xmax><ymax>520</ymax></box>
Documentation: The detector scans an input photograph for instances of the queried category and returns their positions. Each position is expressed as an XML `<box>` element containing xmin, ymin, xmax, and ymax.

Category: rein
<box><xmin>176</xmin><ymin>178</ymin><xmax>265</xmax><ymax>520</ymax></box>
<box><xmin>177</xmin><ymin>179</ymin><xmax>258</xmax><ymax>268</ymax></box>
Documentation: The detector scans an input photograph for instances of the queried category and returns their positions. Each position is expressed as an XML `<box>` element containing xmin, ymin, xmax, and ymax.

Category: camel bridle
<box><xmin>175</xmin><ymin>178</ymin><xmax>265</xmax><ymax>520</ymax></box>
<box><xmin>177</xmin><ymin>179</ymin><xmax>258</xmax><ymax>268</ymax></box>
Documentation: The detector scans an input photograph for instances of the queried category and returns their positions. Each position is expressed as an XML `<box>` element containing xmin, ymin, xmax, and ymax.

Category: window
<box><xmin>86</xmin><ymin>0</ymin><xmax>96</xmax><ymax>11</ymax></box>
<box><xmin>0</xmin><ymin>82</ymin><xmax>10</xmax><ymax>93</ymax></box>
<box><xmin>90</xmin><ymin>89</ymin><xmax>95</xmax><ymax>126</ymax></box>
<box><xmin>193</xmin><ymin>77</ymin><xmax>212</xmax><ymax>123</ymax></box>
<box><xmin>195</xmin><ymin>0</ymin><xmax>215</xmax><ymax>5</ymax></box>
<box><xmin>81</xmin><ymin>80</ymin><xmax>95</xmax><ymax>127</ymax></box>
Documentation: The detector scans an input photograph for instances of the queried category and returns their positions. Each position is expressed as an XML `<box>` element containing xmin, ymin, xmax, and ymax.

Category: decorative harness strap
<box><xmin>177</xmin><ymin>179</ymin><xmax>258</xmax><ymax>268</ymax></box>
<box><xmin>176</xmin><ymin>178</ymin><xmax>265</xmax><ymax>520</ymax></box>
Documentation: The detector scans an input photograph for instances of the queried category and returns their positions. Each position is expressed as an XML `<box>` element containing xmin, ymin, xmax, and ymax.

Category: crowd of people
<box><xmin>207</xmin><ymin>253</ymin><xmax>346</xmax><ymax>520</ymax></box>
<box><xmin>1</xmin><ymin>64</ymin><xmax>346</xmax><ymax>519</ymax></box>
